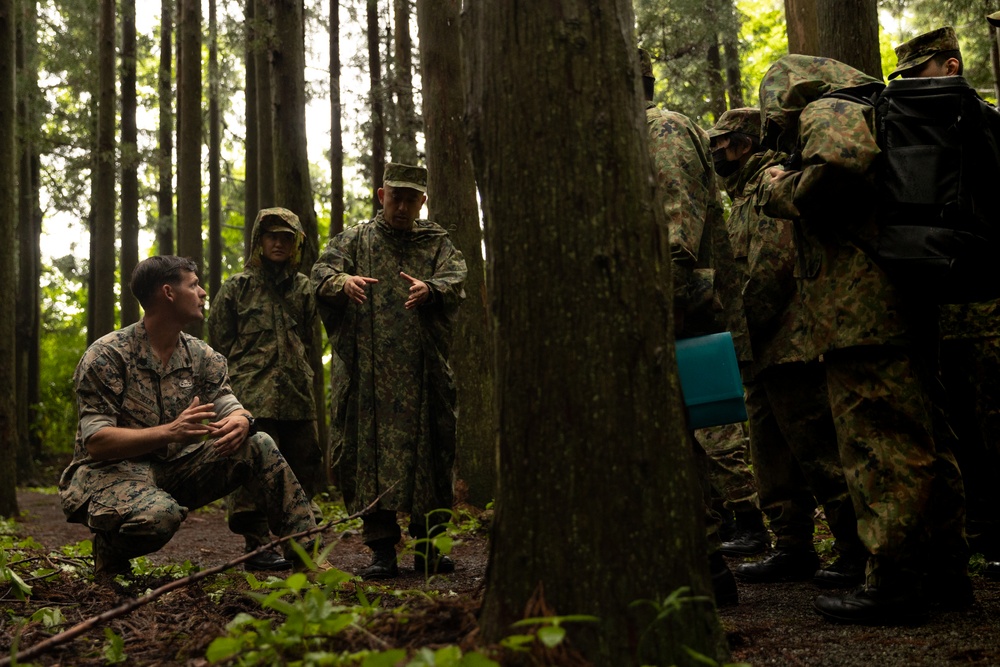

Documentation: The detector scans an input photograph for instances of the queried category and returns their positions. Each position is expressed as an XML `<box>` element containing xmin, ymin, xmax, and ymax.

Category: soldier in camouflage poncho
<box><xmin>709</xmin><ymin>108</ymin><xmax>865</xmax><ymax>587</ymax></box>
<box><xmin>59</xmin><ymin>256</ymin><xmax>318</xmax><ymax>579</ymax></box>
<box><xmin>642</xmin><ymin>48</ymin><xmax>748</xmax><ymax>606</ymax></box>
<box><xmin>759</xmin><ymin>55</ymin><xmax>968</xmax><ymax>624</ymax></box>
<box><xmin>312</xmin><ymin>163</ymin><xmax>467</xmax><ymax>580</ymax></box>
<box><xmin>208</xmin><ymin>207</ymin><xmax>323</xmax><ymax>571</ymax></box>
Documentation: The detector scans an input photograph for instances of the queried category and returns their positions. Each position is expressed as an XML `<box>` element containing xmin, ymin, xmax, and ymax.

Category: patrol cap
<box><xmin>256</xmin><ymin>207</ymin><xmax>300</xmax><ymax>234</ymax></box>
<box><xmin>989</xmin><ymin>11</ymin><xmax>1000</xmax><ymax>27</ymax></box>
<box><xmin>265</xmin><ymin>224</ymin><xmax>296</xmax><ymax>234</ymax></box>
<box><xmin>383</xmin><ymin>162</ymin><xmax>427</xmax><ymax>193</ymax></box>
<box><xmin>707</xmin><ymin>107</ymin><xmax>761</xmax><ymax>140</ymax></box>
<box><xmin>889</xmin><ymin>26</ymin><xmax>960</xmax><ymax>80</ymax></box>
<box><xmin>639</xmin><ymin>48</ymin><xmax>653</xmax><ymax>78</ymax></box>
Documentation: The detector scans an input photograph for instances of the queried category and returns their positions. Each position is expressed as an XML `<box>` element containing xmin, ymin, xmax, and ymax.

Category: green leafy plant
<box><xmin>103</xmin><ymin>627</ymin><xmax>127</xmax><ymax>664</ymax></box>
<box><xmin>500</xmin><ymin>614</ymin><xmax>599</xmax><ymax>653</ymax></box>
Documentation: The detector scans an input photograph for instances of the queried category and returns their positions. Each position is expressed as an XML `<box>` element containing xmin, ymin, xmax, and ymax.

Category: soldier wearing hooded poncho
<box><xmin>312</xmin><ymin>163</ymin><xmax>467</xmax><ymax>580</ymax></box>
<box><xmin>758</xmin><ymin>54</ymin><xmax>968</xmax><ymax>625</ymax></box>
<box><xmin>208</xmin><ymin>207</ymin><xmax>323</xmax><ymax>571</ymax></box>
<box><xmin>709</xmin><ymin>108</ymin><xmax>865</xmax><ymax>588</ymax></box>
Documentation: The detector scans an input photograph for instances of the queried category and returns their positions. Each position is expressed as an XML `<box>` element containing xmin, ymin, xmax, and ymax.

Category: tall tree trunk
<box><xmin>208</xmin><ymin>0</ymin><xmax>221</xmax><ymax>297</ymax></box>
<box><xmin>15</xmin><ymin>0</ymin><xmax>37</xmax><ymax>482</ymax></box>
<box><xmin>330</xmin><ymin>0</ymin><xmax>344</xmax><ymax>238</ymax></box>
<box><xmin>417</xmin><ymin>0</ymin><xmax>494</xmax><ymax>508</ymax></box>
<box><xmin>177</xmin><ymin>0</ymin><xmax>202</xmax><ymax>336</ymax></box>
<box><xmin>92</xmin><ymin>0</ymin><xmax>116</xmax><ymax>339</ymax></box>
<box><xmin>991</xmin><ymin>23</ymin><xmax>1000</xmax><ymax>104</ymax></box>
<box><xmin>816</xmin><ymin>0</ymin><xmax>881</xmax><ymax>77</ymax></box>
<box><xmin>244</xmin><ymin>0</ymin><xmax>258</xmax><ymax>256</ymax></box>
<box><xmin>254</xmin><ymin>0</ymin><xmax>275</xmax><ymax>207</ymax></box>
<box><xmin>784</xmin><ymin>0</ymin><xmax>819</xmax><ymax>55</ymax></box>
<box><xmin>706</xmin><ymin>33</ymin><xmax>727</xmax><ymax>120</ymax></box>
<box><xmin>121</xmin><ymin>0</ymin><xmax>140</xmax><ymax>325</ymax></box>
<box><xmin>465</xmin><ymin>1</ymin><xmax>727</xmax><ymax>663</ymax></box>
<box><xmin>721</xmin><ymin>0</ymin><xmax>743</xmax><ymax>109</ymax></box>
<box><xmin>0</xmin><ymin>0</ymin><xmax>19</xmax><ymax>515</ymax></box>
<box><xmin>157</xmin><ymin>0</ymin><xmax>174</xmax><ymax>256</ymax></box>
<box><xmin>367</xmin><ymin>0</ymin><xmax>385</xmax><ymax>214</ymax></box>
<box><xmin>391</xmin><ymin>0</ymin><xmax>418</xmax><ymax>164</ymax></box>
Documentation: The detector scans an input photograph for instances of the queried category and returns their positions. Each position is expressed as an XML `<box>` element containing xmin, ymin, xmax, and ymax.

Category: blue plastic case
<box><xmin>675</xmin><ymin>332</ymin><xmax>747</xmax><ymax>429</ymax></box>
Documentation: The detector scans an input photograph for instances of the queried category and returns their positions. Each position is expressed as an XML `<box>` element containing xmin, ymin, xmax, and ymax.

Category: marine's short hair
<box><xmin>130</xmin><ymin>256</ymin><xmax>199</xmax><ymax>308</ymax></box>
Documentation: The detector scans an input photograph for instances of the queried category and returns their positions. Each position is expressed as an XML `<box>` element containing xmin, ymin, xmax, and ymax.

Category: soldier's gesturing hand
<box><xmin>167</xmin><ymin>397</ymin><xmax>216</xmax><ymax>444</ymax></box>
<box><xmin>206</xmin><ymin>411</ymin><xmax>251</xmax><ymax>457</ymax></box>
<box><xmin>401</xmin><ymin>272</ymin><xmax>430</xmax><ymax>309</ymax></box>
<box><xmin>344</xmin><ymin>275</ymin><xmax>379</xmax><ymax>304</ymax></box>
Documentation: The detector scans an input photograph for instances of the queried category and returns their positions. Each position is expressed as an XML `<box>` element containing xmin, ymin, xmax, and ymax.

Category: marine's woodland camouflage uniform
<box><xmin>721</xmin><ymin>145</ymin><xmax>862</xmax><ymax>559</ymax></box>
<box><xmin>58</xmin><ymin>320</ymin><xmax>316</xmax><ymax>567</ymax></box>
<box><xmin>759</xmin><ymin>54</ymin><xmax>967</xmax><ymax>590</ymax></box>
<box><xmin>312</xmin><ymin>211</ymin><xmax>466</xmax><ymax>545</ymax></box>
<box><xmin>645</xmin><ymin>101</ymin><xmax>753</xmax><ymax>545</ymax></box>
<box><xmin>208</xmin><ymin>207</ymin><xmax>323</xmax><ymax>549</ymax></box>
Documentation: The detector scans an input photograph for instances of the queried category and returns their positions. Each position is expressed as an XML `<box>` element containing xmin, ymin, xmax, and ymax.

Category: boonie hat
<box><xmin>889</xmin><ymin>26</ymin><xmax>960</xmax><ymax>80</ymax></box>
<box><xmin>707</xmin><ymin>107</ymin><xmax>761</xmax><ymax>140</ymax></box>
<box><xmin>989</xmin><ymin>11</ymin><xmax>1000</xmax><ymax>27</ymax></box>
<box><xmin>384</xmin><ymin>162</ymin><xmax>427</xmax><ymax>193</ymax></box>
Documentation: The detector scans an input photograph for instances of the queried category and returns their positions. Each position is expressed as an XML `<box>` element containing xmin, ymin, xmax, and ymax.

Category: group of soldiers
<box><xmin>649</xmin><ymin>15</ymin><xmax>1000</xmax><ymax>625</ymax></box>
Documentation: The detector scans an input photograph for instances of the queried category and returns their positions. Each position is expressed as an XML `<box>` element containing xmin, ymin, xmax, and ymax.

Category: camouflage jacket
<box><xmin>758</xmin><ymin>55</ymin><xmax>913</xmax><ymax>354</ymax></box>
<box><xmin>723</xmin><ymin>149</ymin><xmax>815</xmax><ymax>371</ymax></box>
<box><xmin>939</xmin><ymin>299</ymin><xmax>1000</xmax><ymax>341</ymax></box>
<box><xmin>646</xmin><ymin>103</ymin><xmax>749</xmax><ymax>361</ymax></box>
<box><xmin>59</xmin><ymin>320</ymin><xmax>242</xmax><ymax>518</ymax></box>
<box><xmin>311</xmin><ymin>212</ymin><xmax>467</xmax><ymax>516</ymax></box>
<box><xmin>208</xmin><ymin>209</ymin><xmax>318</xmax><ymax>421</ymax></box>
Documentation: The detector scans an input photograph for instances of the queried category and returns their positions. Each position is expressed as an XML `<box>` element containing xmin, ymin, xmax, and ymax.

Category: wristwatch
<box><xmin>244</xmin><ymin>414</ymin><xmax>258</xmax><ymax>436</ymax></box>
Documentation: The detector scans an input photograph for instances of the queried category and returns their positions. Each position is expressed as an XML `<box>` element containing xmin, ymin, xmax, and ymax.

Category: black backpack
<box><xmin>866</xmin><ymin>76</ymin><xmax>1000</xmax><ymax>304</ymax></box>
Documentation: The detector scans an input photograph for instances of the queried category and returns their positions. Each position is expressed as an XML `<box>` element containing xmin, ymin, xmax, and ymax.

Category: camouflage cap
<box><xmin>707</xmin><ymin>107</ymin><xmax>761</xmax><ymax>140</ymax></box>
<box><xmin>889</xmin><ymin>26</ymin><xmax>960</xmax><ymax>79</ymax></box>
<box><xmin>383</xmin><ymin>162</ymin><xmax>427</xmax><ymax>192</ymax></box>
<box><xmin>639</xmin><ymin>48</ymin><xmax>653</xmax><ymax>78</ymax></box>
<box><xmin>989</xmin><ymin>11</ymin><xmax>1000</xmax><ymax>27</ymax></box>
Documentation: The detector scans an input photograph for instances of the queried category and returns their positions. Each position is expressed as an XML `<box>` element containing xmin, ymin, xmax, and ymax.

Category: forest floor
<box><xmin>4</xmin><ymin>474</ymin><xmax>1000</xmax><ymax>666</ymax></box>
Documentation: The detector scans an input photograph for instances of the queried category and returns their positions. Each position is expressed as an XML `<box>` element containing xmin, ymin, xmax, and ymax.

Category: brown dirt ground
<box><xmin>5</xmin><ymin>487</ymin><xmax>1000</xmax><ymax>666</ymax></box>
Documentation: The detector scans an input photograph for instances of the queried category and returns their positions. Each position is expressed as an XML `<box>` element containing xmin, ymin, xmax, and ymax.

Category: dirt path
<box><xmin>10</xmin><ymin>489</ymin><xmax>1000</xmax><ymax>666</ymax></box>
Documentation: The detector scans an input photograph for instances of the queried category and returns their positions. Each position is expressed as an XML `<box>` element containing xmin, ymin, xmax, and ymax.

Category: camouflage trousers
<box><xmin>228</xmin><ymin>418</ymin><xmax>325</xmax><ymax>550</ymax></box>
<box><xmin>85</xmin><ymin>433</ymin><xmax>316</xmax><ymax>569</ymax></box>
<box><xmin>825</xmin><ymin>344</ymin><xmax>967</xmax><ymax>588</ymax></box>
<box><xmin>695</xmin><ymin>421</ymin><xmax>758</xmax><ymax>517</ymax></box>
<box><xmin>362</xmin><ymin>507</ymin><xmax>452</xmax><ymax>547</ymax></box>
<box><xmin>749</xmin><ymin>363</ymin><xmax>863</xmax><ymax>556</ymax></box>
<box><xmin>939</xmin><ymin>334</ymin><xmax>1000</xmax><ymax>559</ymax></box>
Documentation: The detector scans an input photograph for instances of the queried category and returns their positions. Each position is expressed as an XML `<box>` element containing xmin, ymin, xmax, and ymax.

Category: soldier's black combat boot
<box><xmin>360</xmin><ymin>540</ymin><xmax>399</xmax><ymax>580</ymax></box>
<box><xmin>719</xmin><ymin>511</ymin><xmax>770</xmax><ymax>556</ymax></box>
<box><xmin>414</xmin><ymin>544</ymin><xmax>456</xmax><ymax>575</ymax></box>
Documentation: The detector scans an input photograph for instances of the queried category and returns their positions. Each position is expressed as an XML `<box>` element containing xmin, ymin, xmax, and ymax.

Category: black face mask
<box><xmin>713</xmin><ymin>157</ymin><xmax>741</xmax><ymax>178</ymax></box>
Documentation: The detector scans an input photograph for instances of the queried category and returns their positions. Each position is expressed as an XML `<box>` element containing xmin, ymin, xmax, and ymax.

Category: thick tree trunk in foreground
<box><xmin>417</xmin><ymin>0</ymin><xmax>495</xmax><ymax>508</ymax></box>
<box><xmin>0</xmin><ymin>0</ymin><xmax>19</xmax><ymax>515</ymax></box>
<box><xmin>817</xmin><ymin>0</ymin><xmax>881</xmax><ymax>78</ymax></box>
<box><xmin>465</xmin><ymin>1</ymin><xmax>727</xmax><ymax>664</ymax></box>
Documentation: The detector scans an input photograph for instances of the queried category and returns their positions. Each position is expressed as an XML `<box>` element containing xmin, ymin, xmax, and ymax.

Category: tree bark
<box><xmin>816</xmin><ymin>0</ymin><xmax>881</xmax><ymax>78</ymax></box>
<box><xmin>244</xmin><ymin>0</ymin><xmax>258</xmax><ymax>257</ymax></box>
<box><xmin>208</xmin><ymin>0</ymin><xmax>221</xmax><ymax>297</ymax></box>
<box><xmin>706</xmin><ymin>33</ymin><xmax>727</xmax><ymax>120</ymax></box>
<box><xmin>417</xmin><ymin>0</ymin><xmax>495</xmax><ymax>508</ymax></box>
<box><xmin>991</xmin><ymin>24</ymin><xmax>1000</xmax><ymax>104</ymax></box>
<box><xmin>177</xmin><ymin>0</ymin><xmax>202</xmax><ymax>336</ymax></box>
<box><xmin>254</xmin><ymin>0</ymin><xmax>275</xmax><ymax>207</ymax></box>
<box><xmin>15</xmin><ymin>0</ymin><xmax>38</xmax><ymax>482</ymax></box>
<box><xmin>391</xmin><ymin>0</ymin><xmax>418</xmax><ymax>164</ymax></box>
<box><xmin>721</xmin><ymin>0</ymin><xmax>743</xmax><ymax>109</ymax></box>
<box><xmin>465</xmin><ymin>1</ymin><xmax>728</xmax><ymax>664</ymax></box>
<box><xmin>157</xmin><ymin>0</ymin><xmax>174</xmax><ymax>257</ymax></box>
<box><xmin>92</xmin><ymin>0</ymin><xmax>116</xmax><ymax>340</ymax></box>
<box><xmin>121</xmin><ymin>0</ymin><xmax>139</xmax><ymax>326</ymax></box>
<box><xmin>0</xmin><ymin>0</ymin><xmax>19</xmax><ymax>515</ymax></box>
<box><xmin>784</xmin><ymin>0</ymin><xmax>819</xmax><ymax>55</ymax></box>
<box><xmin>367</xmin><ymin>0</ymin><xmax>385</xmax><ymax>214</ymax></box>
<box><xmin>330</xmin><ymin>0</ymin><xmax>344</xmax><ymax>238</ymax></box>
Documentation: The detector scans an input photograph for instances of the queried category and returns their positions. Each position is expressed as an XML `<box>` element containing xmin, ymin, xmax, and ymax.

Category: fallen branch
<box><xmin>1</xmin><ymin>493</ymin><xmax>387</xmax><ymax>667</ymax></box>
